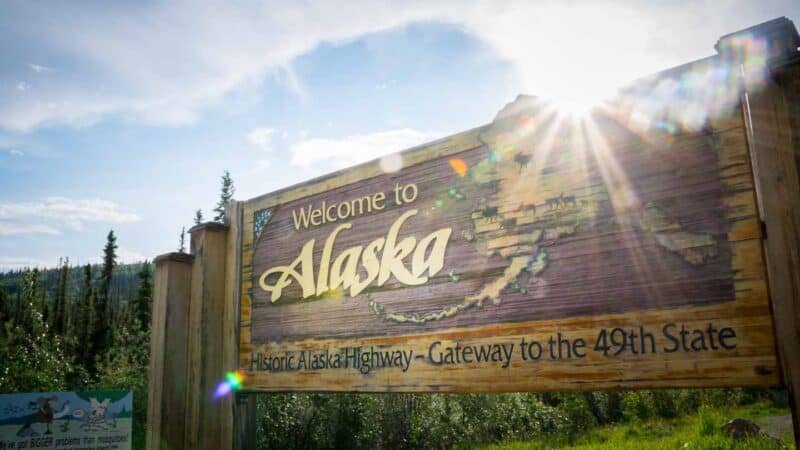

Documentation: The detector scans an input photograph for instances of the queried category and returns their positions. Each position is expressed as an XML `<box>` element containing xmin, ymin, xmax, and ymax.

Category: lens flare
<box><xmin>214</xmin><ymin>370</ymin><xmax>245</xmax><ymax>399</ymax></box>
<box><xmin>449</xmin><ymin>158</ymin><xmax>468</xmax><ymax>177</ymax></box>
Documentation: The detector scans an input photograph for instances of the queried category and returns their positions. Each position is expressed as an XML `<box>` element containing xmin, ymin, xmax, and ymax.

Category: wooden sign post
<box><xmin>146</xmin><ymin>17</ymin><xmax>800</xmax><ymax>450</ymax></box>
<box><xmin>729</xmin><ymin>18</ymin><xmax>800</xmax><ymax>443</ymax></box>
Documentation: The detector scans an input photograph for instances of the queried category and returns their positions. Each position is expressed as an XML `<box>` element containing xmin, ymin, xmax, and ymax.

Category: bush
<box><xmin>556</xmin><ymin>394</ymin><xmax>597</xmax><ymax>442</ymax></box>
<box><xmin>622</xmin><ymin>391</ymin><xmax>654</xmax><ymax>422</ymax></box>
<box><xmin>251</xmin><ymin>388</ymin><xmax>793</xmax><ymax>449</ymax></box>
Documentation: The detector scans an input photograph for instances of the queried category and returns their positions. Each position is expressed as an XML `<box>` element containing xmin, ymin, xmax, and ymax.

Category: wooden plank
<box><xmin>147</xmin><ymin>253</ymin><xmax>193</xmax><ymax>450</ymax></box>
<box><xmin>222</xmin><ymin>202</ymin><xmax>243</xmax><ymax>449</ymax></box>
<box><xmin>239</xmin><ymin>292</ymin><xmax>778</xmax><ymax>392</ymax></box>
<box><xmin>743</xmin><ymin>68</ymin><xmax>800</xmax><ymax>448</ymax></box>
<box><xmin>186</xmin><ymin>224</ymin><xmax>230</xmax><ymax>450</ymax></box>
<box><xmin>234</xmin><ymin>392</ymin><xmax>257</xmax><ymax>450</ymax></box>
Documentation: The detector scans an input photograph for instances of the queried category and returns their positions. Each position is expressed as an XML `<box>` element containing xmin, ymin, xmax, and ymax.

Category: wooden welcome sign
<box><xmin>238</xmin><ymin>91</ymin><xmax>778</xmax><ymax>391</ymax></box>
<box><xmin>147</xmin><ymin>17</ymin><xmax>800</xmax><ymax>450</ymax></box>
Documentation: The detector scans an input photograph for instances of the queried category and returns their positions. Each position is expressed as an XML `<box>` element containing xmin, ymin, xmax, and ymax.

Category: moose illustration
<box><xmin>16</xmin><ymin>396</ymin><xmax>70</xmax><ymax>436</ymax></box>
<box><xmin>545</xmin><ymin>193</ymin><xmax>578</xmax><ymax>210</ymax></box>
<box><xmin>560</xmin><ymin>192</ymin><xmax>577</xmax><ymax>208</ymax></box>
<box><xmin>513</xmin><ymin>152</ymin><xmax>532</xmax><ymax>171</ymax></box>
<box><xmin>479</xmin><ymin>205</ymin><xmax>499</xmax><ymax>222</ymax></box>
<box><xmin>81</xmin><ymin>398</ymin><xmax>116</xmax><ymax>432</ymax></box>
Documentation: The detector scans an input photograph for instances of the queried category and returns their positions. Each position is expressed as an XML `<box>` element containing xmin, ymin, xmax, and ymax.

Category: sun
<box><xmin>548</xmin><ymin>96</ymin><xmax>596</xmax><ymax>118</ymax></box>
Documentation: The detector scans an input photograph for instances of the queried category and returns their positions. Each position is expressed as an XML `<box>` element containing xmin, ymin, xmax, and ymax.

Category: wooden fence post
<box><xmin>146</xmin><ymin>252</ymin><xmax>194</xmax><ymax>450</ymax></box>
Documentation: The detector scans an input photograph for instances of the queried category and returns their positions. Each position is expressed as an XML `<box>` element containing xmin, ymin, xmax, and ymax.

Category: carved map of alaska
<box><xmin>249</xmin><ymin>96</ymin><xmax>732</xmax><ymax>342</ymax></box>
<box><xmin>369</xmin><ymin>96</ymin><xmax>721</xmax><ymax>325</ymax></box>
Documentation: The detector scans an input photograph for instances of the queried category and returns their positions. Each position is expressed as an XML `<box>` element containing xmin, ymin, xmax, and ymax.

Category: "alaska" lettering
<box><xmin>259</xmin><ymin>209</ymin><xmax>451</xmax><ymax>302</ymax></box>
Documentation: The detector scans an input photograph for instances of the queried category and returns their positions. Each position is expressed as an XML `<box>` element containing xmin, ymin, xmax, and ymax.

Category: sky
<box><xmin>1</xmin><ymin>0</ymin><xmax>798</xmax><ymax>271</ymax></box>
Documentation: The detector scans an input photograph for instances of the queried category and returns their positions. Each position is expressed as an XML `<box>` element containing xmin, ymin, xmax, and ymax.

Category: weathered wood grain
<box><xmin>223</xmin><ymin>203</ymin><xmax>243</xmax><ymax>450</ymax></box>
<box><xmin>147</xmin><ymin>253</ymin><xmax>193</xmax><ymax>450</ymax></box>
<box><xmin>744</xmin><ymin>66</ymin><xmax>800</xmax><ymax>447</ymax></box>
<box><xmin>186</xmin><ymin>224</ymin><xmax>230</xmax><ymax>450</ymax></box>
<box><xmin>234</xmin><ymin>393</ymin><xmax>257</xmax><ymax>450</ymax></box>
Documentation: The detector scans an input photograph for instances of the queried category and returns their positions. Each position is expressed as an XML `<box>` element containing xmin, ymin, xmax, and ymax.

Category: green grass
<box><xmin>468</xmin><ymin>403</ymin><xmax>794</xmax><ymax>450</ymax></box>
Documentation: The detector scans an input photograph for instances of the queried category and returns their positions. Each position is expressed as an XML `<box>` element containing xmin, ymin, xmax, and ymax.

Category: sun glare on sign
<box><xmin>214</xmin><ymin>370</ymin><xmax>245</xmax><ymax>398</ymax></box>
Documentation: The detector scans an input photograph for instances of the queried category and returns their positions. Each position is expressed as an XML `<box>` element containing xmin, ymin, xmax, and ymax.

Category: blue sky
<box><xmin>1</xmin><ymin>1</ymin><xmax>798</xmax><ymax>270</ymax></box>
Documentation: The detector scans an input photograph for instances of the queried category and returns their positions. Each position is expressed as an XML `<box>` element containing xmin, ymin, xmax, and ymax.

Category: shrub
<box><xmin>622</xmin><ymin>391</ymin><xmax>654</xmax><ymax>422</ymax></box>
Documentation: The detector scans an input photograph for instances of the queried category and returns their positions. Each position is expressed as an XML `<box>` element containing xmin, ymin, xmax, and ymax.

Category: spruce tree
<box><xmin>213</xmin><ymin>170</ymin><xmax>235</xmax><ymax>222</ymax></box>
<box><xmin>78</xmin><ymin>264</ymin><xmax>96</xmax><ymax>371</ymax></box>
<box><xmin>0</xmin><ymin>285</ymin><xmax>8</xmax><ymax>339</ymax></box>
<box><xmin>134</xmin><ymin>262</ymin><xmax>153</xmax><ymax>330</ymax></box>
<box><xmin>21</xmin><ymin>269</ymin><xmax>40</xmax><ymax>334</ymax></box>
<box><xmin>194</xmin><ymin>209</ymin><xmax>203</xmax><ymax>225</ymax></box>
<box><xmin>179</xmin><ymin>227</ymin><xmax>186</xmax><ymax>253</ymax></box>
<box><xmin>95</xmin><ymin>230</ymin><xmax>118</xmax><ymax>356</ymax></box>
<box><xmin>52</xmin><ymin>258</ymin><xmax>68</xmax><ymax>335</ymax></box>
<box><xmin>39</xmin><ymin>279</ymin><xmax>50</xmax><ymax>327</ymax></box>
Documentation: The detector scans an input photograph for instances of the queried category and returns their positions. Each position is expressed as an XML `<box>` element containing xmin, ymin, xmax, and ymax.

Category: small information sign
<box><xmin>0</xmin><ymin>390</ymin><xmax>132</xmax><ymax>450</ymax></box>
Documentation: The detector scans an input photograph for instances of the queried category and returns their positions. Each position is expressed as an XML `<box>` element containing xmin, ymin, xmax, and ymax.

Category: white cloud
<box><xmin>247</xmin><ymin>127</ymin><xmax>275</xmax><ymax>151</ymax></box>
<box><xmin>0</xmin><ymin>223</ymin><xmax>60</xmax><ymax>236</ymax></box>
<box><xmin>0</xmin><ymin>1</ymin><xmax>797</xmax><ymax>131</ymax></box>
<box><xmin>0</xmin><ymin>136</ymin><xmax>46</xmax><ymax>157</ymax></box>
<box><xmin>374</xmin><ymin>79</ymin><xmax>395</xmax><ymax>90</ymax></box>
<box><xmin>290</xmin><ymin>128</ymin><xmax>440</xmax><ymax>171</ymax></box>
<box><xmin>16</xmin><ymin>82</ymin><xmax>29</xmax><ymax>91</ymax></box>
<box><xmin>0</xmin><ymin>256</ymin><xmax>50</xmax><ymax>271</ymax></box>
<box><xmin>117</xmin><ymin>247</ymin><xmax>147</xmax><ymax>264</ymax></box>
<box><xmin>0</xmin><ymin>1</ymin><xmax>457</xmax><ymax>131</ymax></box>
<box><xmin>0</xmin><ymin>197</ymin><xmax>141</xmax><ymax>234</ymax></box>
<box><xmin>273</xmin><ymin>65</ymin><xmax>308</xmax><ymax>100</ymax></box>
<box><xmin>28</xmin><ymin>63</ymin><xmax>51</xmax><ymax>73</ymax></box>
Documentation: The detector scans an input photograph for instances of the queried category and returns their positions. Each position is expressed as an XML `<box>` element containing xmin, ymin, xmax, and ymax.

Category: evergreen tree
<box><xmin>52</xmin><ymin>258</ymin><xmax>69</xmax><ymax>335</ymax></box>
<box><xmin>0</xmin><ymin>285</ymin><xmax>8</xmax><ymax>339</ymax></box>
<box><xmin>13</xmin><ymin>291</ymin><xmax>22</xmax><ymax>324</ymax></box>
<box><xmin>77</xmin><ymin>264</ymin><xmax>96</xmax><ymax>371</ymax></box>
<box><xmin>179</xmin><ymin>227</ymin><xmax>187</xmax><ymax>253</ymax></box>
<box><xmin>109</xmin><ymin>291</ymin><xmax>122</xmax><ymax>331</ymax></box>
<box><xmin>39</xmin><ymin>282</ymin><xmax>50</xmax><ymax>327</ymax></box>
<box><xmin>94</xmin><ymin>230</ymin><xmax>117</xmax><ymax>357</ymax></box>
<box><xmin>194</xmin><ymin>209</ymin><xmax>203</xmax><ymax>225</ymax></box>
<box><xmin>134</xmin><ymin>262</ymin><xmax>153</xmax><ymax>330</ymax></box>
<box><xmin>213</xmin><ymin>170</ymin><xmax>235</xmax><ymax>222</ymax></box>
